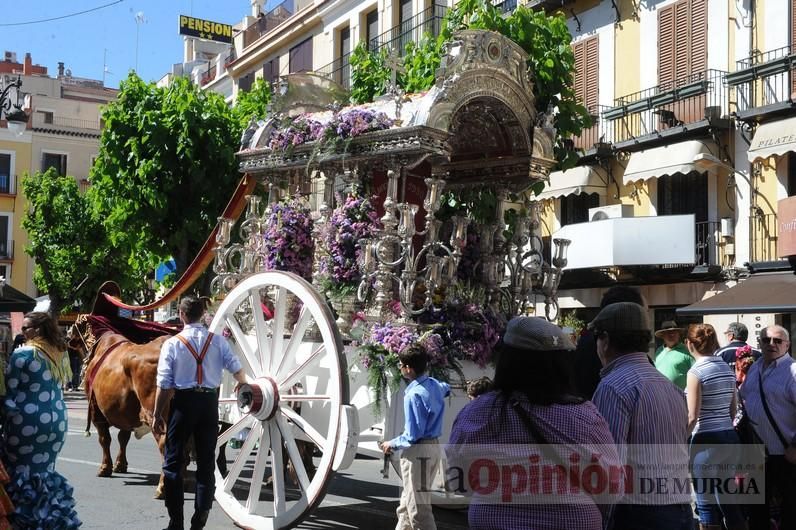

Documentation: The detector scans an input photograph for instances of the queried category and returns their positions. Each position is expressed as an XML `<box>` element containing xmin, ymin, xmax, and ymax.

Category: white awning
<box><xmin>533</xmin><ymin>166</ymin><xmax>608</xmax><ymax>201</ymax></box>
<box><xmin>747</xmin><ymin>117</ymin><xmax>796</xmax><ymax>163</ymax></box>
<box><xmin>622</xmin><ymin>140</ymin><xmax>716</xmax><ymax>185</ymax></box>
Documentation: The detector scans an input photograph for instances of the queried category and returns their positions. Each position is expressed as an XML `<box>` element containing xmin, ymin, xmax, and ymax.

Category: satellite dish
<box><xmin>65</xmin><ymin>68</ymin><xmax>72</xmax><ymax>77</ymax></box>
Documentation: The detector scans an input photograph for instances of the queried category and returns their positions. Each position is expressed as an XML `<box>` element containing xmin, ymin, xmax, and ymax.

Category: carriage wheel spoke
<box><xmin>277</xmin><ymin>414</ymin><xmax>311</xmax><ymax>492</ymax></box>
<box><xmin>268</xmin><ymin>286</ymin><xmax>287</xmax><ymax>374</ymax></box>
<box><xmin>246</xmin><ymin>423</ymin><xmax>270</xmax><ymax>514</ymax></box>
<box><xmin>280</xmin><ymin>405</ymin><xmax>325</xmax><ymax>447</ymax></box>
<box><xmin>250</xmin><ymin>290</ymin><xmax>270</xmax><ymax>375</ymax></box>
<box><xmin>225</xmin><ymin>314</ymin><xmax>259</xmax><ymax>377</ymax></box>
<box><xmin>224</xmin><ymin>420</ymin><xmax>261</xmax><ymax>493</ymax></box>
<box><xmin>274</xmin><ymin>306</ymin><xmax>312</xmax><ymax>381</ymax></box>
<box><xmin>217</xmin><ymin>414</ymin><xmax>254</xmax><ymax>446</ymax></box>
<box><xmin>278</xmin><ymin>344</ymin><xmax>325</xmax><ymax>390</ymax></box>
<box><xmin>282</xmin><ymin>394</ymin><xmax>330</xmax><ymax>402</ymax></box>
<box><xmin>269</xmin><ymin>422</ymin><xmax>286</xmax><ymax>515</ymax></box>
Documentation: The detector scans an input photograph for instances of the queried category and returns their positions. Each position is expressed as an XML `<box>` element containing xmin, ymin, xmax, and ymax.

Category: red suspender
<box><xmin>175</xmin><ymin>332</ymin><xmax>215</xmax><ymax>386</ymax></box>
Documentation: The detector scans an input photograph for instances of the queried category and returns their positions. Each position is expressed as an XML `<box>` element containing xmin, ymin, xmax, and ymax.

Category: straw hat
<box><xmin>654</xmin><ymin>320</ymin><xmax>685</xmax><ymax>338</ymax></box>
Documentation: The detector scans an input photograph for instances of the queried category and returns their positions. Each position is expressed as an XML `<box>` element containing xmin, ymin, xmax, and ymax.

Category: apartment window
<box><xmin>239</xmin><ymin>72</ymin><xmax>254</xmax><ymax>93</ymax></box>
<box><xmin>42</xmin><ymin>152</ymin><xmax>67</xmax><ymax>176</ymax></box>
<box><xmin>366</xmin><ymin>9</ymin><xmax>379</xmax><ymax>49</ymax></box>
<box><xmin>337</xmin><ymin>26</ymin><xmax>351</xmax><ymax>86</ymax></box>
<box><xmin>289</xmin><ymin>38</ymin><xmax>313</xmax><ymax>73</ymax></box>
<box><xmin>788</xmin><ymin>153</ymin><xmax>796</xmax><ymax>196</ymax></box>
<box><xmin>0</xmin><ymin>216</ymin><xmax>10</xmax><ymax>259</ymax></box>
<box><xmin>658</xmin><ymin>0</ymin><xmax>707</xmax><ymax>87</ymax></box>
<box><xmin>263</xmin><ymin>59</ymin><xmax>278</xmax><ymax>86</ymax></box>
<box><xmin>398</xmin><ymin>0</ymin><xmax>413</xmax><ymax>55</ymax></box>
<box><xmin>560</xmin><ymin>193</ymin><xmax>599</xmax><ymax>226</ymax></box>
<box><xmin>657</xmin><ymin>172</ymin><xmax>708</xmax><ymax>221</ymax></box>
<box><xmin>0</xmin><ymin>154</ymin><xmax>10</xmax><ymax>194</ymax></box>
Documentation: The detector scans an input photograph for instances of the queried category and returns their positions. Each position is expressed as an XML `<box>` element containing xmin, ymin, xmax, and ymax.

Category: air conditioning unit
<box><xmin>4</xmin><ymin>51</ymin><xmax>16</xmax><ymax>63</ymax></box>
<box><xmin>588</xmin><ymin>204</ymin><xmax>633</xmax><ymax>221</ymax></box>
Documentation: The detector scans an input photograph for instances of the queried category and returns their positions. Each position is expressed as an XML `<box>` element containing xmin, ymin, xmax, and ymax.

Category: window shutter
<box><xmin>689</xmin><ymin>0</ymin><xmax>708</xmax><ymax>77</ymax></box>
<box><xmin>658</xmin><ymin>4</ymin><xmax>675</xmax><ymax>87</ymax></box>
<box><xmin>584</xmin><ymin>36</ymin><xmax>599</xmax><ymax>112</ymax></box>
<box><xmin>673</xmin><ymin>0</ymin><xmax>690</xmax><ymax>84</ymax></box>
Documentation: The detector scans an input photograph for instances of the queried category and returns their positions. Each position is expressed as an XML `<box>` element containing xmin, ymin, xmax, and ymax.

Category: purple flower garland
<box><xmin>262</xmin><ymin>198</ymin><xmax>315</xmax><ymax>280</ymax></box>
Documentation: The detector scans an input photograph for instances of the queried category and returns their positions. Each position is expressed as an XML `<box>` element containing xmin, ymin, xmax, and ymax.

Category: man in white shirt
<box><xmin>153</xmin><ymin>296</ymin><xmax>247</xmax><ymax>530</ymax></box>
<box><xmin>739</xmin><ymin>324</ymin><xmax>796</xmax><ymax>529</ymax></box>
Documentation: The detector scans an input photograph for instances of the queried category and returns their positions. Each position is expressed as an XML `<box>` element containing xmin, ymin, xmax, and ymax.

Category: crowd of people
<box><xmin>385</xmin><ymin>285</ymin><xmax>796</xmax><ymax>530</ymax></box>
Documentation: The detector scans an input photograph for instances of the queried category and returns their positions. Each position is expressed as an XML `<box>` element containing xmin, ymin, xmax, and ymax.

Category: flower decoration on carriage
<box><xmin>319</xmin><ymin>191</ymin><xmax>382</xmax><ymax>300</ymax></box>
<box><xmin>358</xmin><ymin>321</ymin><xmax>464</xmax><ymax>414</ymax></box>
<box><xmin>267</xmin><ymin>109</ymin><xmax>394</xmax><ymax>154</ymax></box>
<box><xmin>418</xmin><ymin>285</ymin><xmax>506</xmax><ymax>368</ymax></box>
<box><xmin>262</xmin><ymin>196</ymin><xmax>315</xmax><ymax>281</ymax></box>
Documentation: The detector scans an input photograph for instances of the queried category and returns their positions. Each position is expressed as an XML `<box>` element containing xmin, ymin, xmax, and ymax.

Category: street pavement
<box><xmin>60</xmin><ymin>392</ymin><xmax>468</xmax><ymax>529</ymax></box>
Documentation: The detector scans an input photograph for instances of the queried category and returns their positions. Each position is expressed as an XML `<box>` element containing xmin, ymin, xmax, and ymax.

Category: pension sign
<box><xmin>179</xmin><ymin>15</ymin><xmax>233</xmax><ymax>43</ymax></box>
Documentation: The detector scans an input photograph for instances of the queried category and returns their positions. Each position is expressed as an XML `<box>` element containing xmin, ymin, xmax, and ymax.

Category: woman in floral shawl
<box><xmin>3</xmin><ymin>311</ymin><xmax>80</xmax><ymax>529</ymax></box>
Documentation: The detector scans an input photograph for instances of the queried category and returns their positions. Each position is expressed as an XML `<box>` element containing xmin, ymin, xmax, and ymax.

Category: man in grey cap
<box><xmin>589</xmin><ymin>302</ymin><xmax>692</xmax><ymax>530</ymax></box>
<box><xmin>715</xmin><ymin>321</ymin><xmax>761</xmax><ymax>370</ymax></box>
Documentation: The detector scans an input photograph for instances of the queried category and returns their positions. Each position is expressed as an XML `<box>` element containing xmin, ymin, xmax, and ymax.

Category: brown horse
<box><xmin>80</xmin><ymin>330</ymin><xmax>170</xmax><ymax>497</ymax></box>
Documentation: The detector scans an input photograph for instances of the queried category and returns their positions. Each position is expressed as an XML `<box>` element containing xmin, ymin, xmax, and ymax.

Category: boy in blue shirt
<box><xmin>380</xmin><ymin>344</ymin><xmax>450</xmax><ymax>530</ymax></box>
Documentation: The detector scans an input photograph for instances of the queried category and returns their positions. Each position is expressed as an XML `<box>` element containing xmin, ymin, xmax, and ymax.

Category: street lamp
<box><xmin>0</xmin><ymin>76</ymin><xmax>28</xmax><ymax>136</ymax></box>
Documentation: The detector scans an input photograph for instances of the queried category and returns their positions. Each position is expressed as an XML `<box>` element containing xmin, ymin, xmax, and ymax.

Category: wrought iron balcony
<box><xmin>368</xmin><ymin>4</ymin><xmax>447</xmax><ymax>55</ymax></box>
<box><xmin>0</xmin><ymin>240</ymin><xmax>14</xmax><ymax>260</ymax></box>
<box><xmin>749</xmin><ymin>211</ymin><xmax>778</xmax><ymax>262</ymax></box>
<box><xmin>0</xmin><ymin>173</ymin><xmax>16</xmax><ymax>195</ymax></box>
<box><xmin>316</xmin><ymin>4</ymin><xmax>447</xmax><ymax>89</ymax></box>
<box><xmin>726</xmin><ymin>45</ymin><xmax>796</xmax><ymax>119</ymax></box>
<box><xmin>243</xmin><ymin>0</ymin><xmax>303</xmax><ymax>48</ymax></box>
<box><xmin>599</xmin><ymin>69</ymin><xmax>729</xmax><ymax>148</ymax></box>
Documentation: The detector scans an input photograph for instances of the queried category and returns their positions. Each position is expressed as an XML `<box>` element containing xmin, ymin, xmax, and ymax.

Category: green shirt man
<box><xmin>653</xmin><ymin>321</ymin><xmax>694</xmax><ymax>390</ymax></box>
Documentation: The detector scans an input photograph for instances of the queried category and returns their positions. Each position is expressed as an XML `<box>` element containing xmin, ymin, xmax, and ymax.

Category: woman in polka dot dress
<box><xmin>3</xmin><ymin>311</ymin><xmax>80</xmax><ymax>529</ymax></box>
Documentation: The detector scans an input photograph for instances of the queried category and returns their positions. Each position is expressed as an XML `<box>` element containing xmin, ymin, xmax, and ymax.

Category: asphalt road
<box><xmin>59</xmin><ymin>392</ymin><xmax>469</xmax><ymax>529</ymax></box>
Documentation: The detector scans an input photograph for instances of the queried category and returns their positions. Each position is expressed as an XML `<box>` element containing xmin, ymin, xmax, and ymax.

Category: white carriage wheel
<box><xmin>210</xmin><ymin>272</ymin><xmax>347</xmax><ymax>530</ymax></box>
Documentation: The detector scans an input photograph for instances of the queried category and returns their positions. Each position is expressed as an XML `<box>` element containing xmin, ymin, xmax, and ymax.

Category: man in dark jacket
<box><xmin>715</xmin><ymin>321</ymin><xmax>761</xmax><ymax>370</ymax></box>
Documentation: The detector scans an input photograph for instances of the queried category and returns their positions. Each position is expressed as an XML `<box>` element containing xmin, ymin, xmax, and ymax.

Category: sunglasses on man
<box><xmin>760</xmin><ymin>336</ymin><xmax>785</xmax><ymax>345</ymax></box>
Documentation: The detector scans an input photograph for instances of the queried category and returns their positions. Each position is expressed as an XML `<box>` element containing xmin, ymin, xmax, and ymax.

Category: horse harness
<box><xmin>86</xmin><ymin>339</ymin><xmax>131</xmax><ymax>396</ymax></box>
<box><xmin>175</xmin><ymin>333</ymin><xmax>216</xmax><ymax>387</ymax></box>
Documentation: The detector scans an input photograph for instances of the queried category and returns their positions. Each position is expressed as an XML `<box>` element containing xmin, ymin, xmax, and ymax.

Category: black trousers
<box><xmin>163</xmin><ymin>390</ymin><xmax>219</xmax><ymax>516</ymax></box>
<box><xmin>749</xmin><ymin>455</ymin><xmax>796</xmax><ymax>530</ymax></box>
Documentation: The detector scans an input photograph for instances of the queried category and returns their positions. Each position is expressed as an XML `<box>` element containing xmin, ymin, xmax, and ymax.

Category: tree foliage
<box><xmin>232</xmin><ymin>78</ymin><xmax>272</xmax><ymax>131</ymax></box>
<box><xmin>349</xmin><ymin>44</ymin><xmax>392</xmax><ymax>105</ymax></box>
<box><xmin>22</xmin><ymin>169</ymin><xmax>130</xmax><ymax>315</ymax></box>
<box><xmin>89</xmin><ymin>73</ymin><xmax>242</xmax><ymax>282</ymax></box>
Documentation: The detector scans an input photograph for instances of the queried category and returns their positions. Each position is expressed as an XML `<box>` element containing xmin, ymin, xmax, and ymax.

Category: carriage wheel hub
<box><xmin>236</xmin><ymin>377</ymin><xmax>280</xmax><ymax>421</ymax></box>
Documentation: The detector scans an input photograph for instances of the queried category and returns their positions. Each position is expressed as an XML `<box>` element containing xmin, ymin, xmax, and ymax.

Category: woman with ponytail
<box><xmin>685</xmin><ymin>323</ymin><xmax>747</xmax><ymax>530</ymax></box>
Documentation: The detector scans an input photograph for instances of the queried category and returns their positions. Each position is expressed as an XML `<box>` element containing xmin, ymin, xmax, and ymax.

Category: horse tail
<box><xmin>84</xmin><ymin>390</ymin><xmax>94</xmax><ymax>438</ymax></box>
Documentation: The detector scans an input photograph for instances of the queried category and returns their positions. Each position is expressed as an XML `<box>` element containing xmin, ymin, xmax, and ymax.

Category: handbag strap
<box><xmin>509</xmin><ymin>395</ymin><xmax>583</xmax><ymax>466</ymax></box>
<box><xmin>758</xmin><ymin>366</ymin><xmax>789</xmax><ymax>449</ymax></box>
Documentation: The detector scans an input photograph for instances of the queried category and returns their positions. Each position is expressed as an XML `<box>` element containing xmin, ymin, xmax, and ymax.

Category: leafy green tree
<box><xmin>349</xmin><ymin>44</ymin><xmax>392</xmax><ymax>104</ymax></box>
<box><xmin>22</xmin><ymin>169</ymin><xmax>131</xmax><ymax>316</ymax></box>
<box><xmin>232</xmin><ymin>78</ymin><xmax>272</xmax><ymax>131</ymax></box>
<box><xmin>89</xmin><ymin>73</ymin><xmax>242</xmax><ymax>284</ymax></box>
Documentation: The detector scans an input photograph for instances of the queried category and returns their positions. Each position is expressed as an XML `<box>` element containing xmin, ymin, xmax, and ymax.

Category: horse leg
<box><xmin>217</xmin><ymin>421</ymin><xmax>231</xmax><ymax>477</ymax></box>
<box><xmin>113</xmin><ymin>429</ymin><xmax>131</xmax><ymax>473</ymax></box>
<box><xmin>95</xmin><ymin>420</ymin><xmax>114</xmax><ymax>478</ymax></box>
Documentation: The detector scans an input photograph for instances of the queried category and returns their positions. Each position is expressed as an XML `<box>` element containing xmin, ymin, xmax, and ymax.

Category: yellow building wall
<box><xmin>0</xmin><ymin>138</ymin><xmax>33</xmax><ymax>294</ymax></box>
<box><xmin>613</xmin><ymin>1</ymin><xmax>641</xmax><ymax>104</ymax></box>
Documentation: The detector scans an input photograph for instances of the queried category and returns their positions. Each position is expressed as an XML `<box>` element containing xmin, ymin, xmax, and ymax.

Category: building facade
<box><xmin>184</xmin><ymin>0</ymin><xmax>796</xmax><ymax>340</ymax></box>
<box><xmin>0</xmin><ymin>52</ymin><xmax>116</xmax><ymax>297</ymax></box>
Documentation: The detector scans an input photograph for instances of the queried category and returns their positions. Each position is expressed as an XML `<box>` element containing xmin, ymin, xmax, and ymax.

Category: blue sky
<box><xmin>3</xmin><ymin>0</ymin><xmax>275</xmax><ymax>89</ymax></box>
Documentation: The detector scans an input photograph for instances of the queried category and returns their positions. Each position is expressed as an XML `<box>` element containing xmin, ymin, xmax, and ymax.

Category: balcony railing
<box><xmin>571</xmin><ymin>105</ymin><xmax>617</xmax><ymax>152</ymax></box>
<box><xmin>368</xmin><ymin>4</ymin><xmax>448</xmax><ymax>55</ymax></box>
<box><xmin>316</xmin><ymin>4</ymin><xmax>447</xmax><ymax>89</ymax></box>
<box><xmin>600</xmin><ymin>69</ymin><xmax>729</xmax><ymax>146</ymax></box>
<box><xmin>243</xmin><ymin>0</ymin><xmax>296</xmax><ymax>48</ymax></box>
<box><xmin>33</xmin><ymin>114</ymin><xmax>101</xmax><ymax>131</ymax></box>
<box><xmin>695</xmin><ymin>220</ymin><xmax>726</xmax><ymax>268</ymax></box>
<box><xmin>726</xmin><ymin>45</ymin><xmax>796</xmax><ymax>116</ymax></box>
<box><xmin>0</xmin><ymin>240</ymin><xmax>14</xmax><ymax>260</ymax></box>
<box><xmin>315</xmin><ymin>51</ymin><xmax>352</xmax><ymax>89</ymax></box>
<box><xmin>0</xmin><ymin>174</ymin><xmax>16</xmax><ymax>195</ymax></box>
<box><xmin>749</xmin><ymin>212</ymin><xmax>778</xmax><ymax>262</ymax></box>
